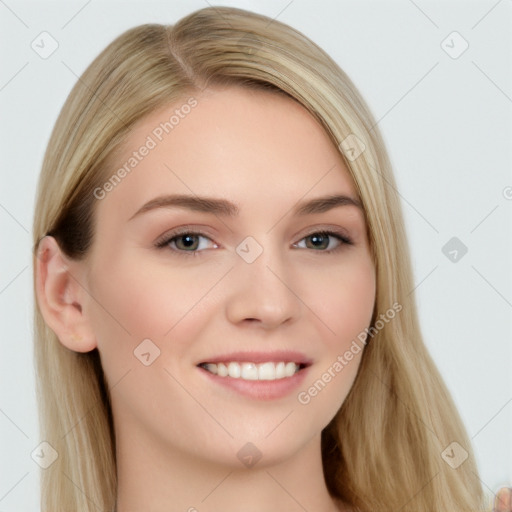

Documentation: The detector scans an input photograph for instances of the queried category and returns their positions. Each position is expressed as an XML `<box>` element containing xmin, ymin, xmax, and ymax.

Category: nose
<box><xmin>224</xmin><ymin>240</ymin><xmax>302</xmax><ymax>330</ymax></box>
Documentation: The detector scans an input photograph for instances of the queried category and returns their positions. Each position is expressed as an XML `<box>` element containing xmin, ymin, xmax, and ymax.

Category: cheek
<box><xmin>84</xmin><ymin>253</ymin><xmax>224</xmax><ymax>438</ymax></box>
<box><xmin>296</xmin><ymin>256</ymin><xmax>375</xmax><ymax>413</ymax></box>
<box><xmin>85</xmin><ymin>252</ymin><xmax>222</xmax><ymax>370</ymax></box>
<box><xmin>309</xmin><ymin>254</ymin><xmax>376</xmax><ymax>349</ymax></box>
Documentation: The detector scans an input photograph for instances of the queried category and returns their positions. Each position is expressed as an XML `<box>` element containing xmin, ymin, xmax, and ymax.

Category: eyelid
<box><xmin>154</xmin><ymin>224</ymin><xmax>216</xmax><ymax>242</ymax></box>
<box><xmin>154</xmin><ymin>227</ymin><xmax>217</xmax><ymax>251</ymax></box>
<box><xmin>154</xmin><ymin>225</ymin><xmax>354</xmax><ymax>256</ymax></box>
<box><xmin>297</xmin><ymin>225</ymin><xmax>353</xmax><ymax>244</ymax></box>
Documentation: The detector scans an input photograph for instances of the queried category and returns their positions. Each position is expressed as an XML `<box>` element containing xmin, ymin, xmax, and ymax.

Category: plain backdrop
<box><xmin>0</xmin><ymin>1</ymin><xmax>511</xmax><ymax>510</ymax></box>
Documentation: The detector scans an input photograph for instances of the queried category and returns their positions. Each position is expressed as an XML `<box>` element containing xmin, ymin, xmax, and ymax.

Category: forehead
<box><xmin>95</xmin><ymin>86</ymin><xmax>358</xmax><ymax>222</ymax></box>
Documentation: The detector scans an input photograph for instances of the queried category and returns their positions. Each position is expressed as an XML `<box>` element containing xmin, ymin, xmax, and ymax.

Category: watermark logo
<box><xmin>441</xmin><ymin>441</ymin><xmax>468</xmax><ymax>469</ymax></box>
<box><xmin>442</xmin><ymin>236</ymin><xmax>468</xmax><ymax>263</ymax></box>
<box><xmin>339</xmin><ymin>134</ymin><xmax>366</xmax><ymax>161</ymax></box>
<box><xmin>31</xmin><ymin>441</ymin><xmax>58</xmax><ymax>469</ymax></box>
<box><xmin>134</xmin><ymin>338</ymin><xmax>161</xmax><ymax>366</ymax></box>
<box><xmin>236</xmin><ymin>236</ymin><xmax>263</xmax><ymax>264</ymax></box>
<box><xmin>236</xmin><ymin>442</ymin><xmax>262</xmax><ymax>468</ymax></box>
<box><xmin>31</xmin><ymin>31</ymin><xmax>59</xmax><ymax>59</ymax></box>
<box><xmin>441</xmin><ymin>31</ymin><xmax>469</xmax><ymax>60</ymax></box>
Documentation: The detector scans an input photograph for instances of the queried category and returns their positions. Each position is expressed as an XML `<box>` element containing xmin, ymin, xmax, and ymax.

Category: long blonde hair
<box><xmin>33</xmin><ymin>6</ymin><xmax>488</xmax><ymax>511</ymax></box>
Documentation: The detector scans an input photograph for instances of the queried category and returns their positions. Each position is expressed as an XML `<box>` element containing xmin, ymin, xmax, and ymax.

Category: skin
<box><xmin>36</xmin><ymin>85</ymin><xmax>378</xmax><ymax>512</ymax></box>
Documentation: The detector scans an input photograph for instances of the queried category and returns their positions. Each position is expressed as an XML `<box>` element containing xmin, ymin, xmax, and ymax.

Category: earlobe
<box><xmin>35</xmin><ymin>235</ymin><xmax>97</xmax><ymax>353</ymax></box>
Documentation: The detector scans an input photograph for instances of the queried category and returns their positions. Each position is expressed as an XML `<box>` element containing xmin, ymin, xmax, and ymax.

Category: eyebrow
<box><xmin>128</xmin><ymin>193</ymin><xmax>363</xmax><ymax>221</ymax></box>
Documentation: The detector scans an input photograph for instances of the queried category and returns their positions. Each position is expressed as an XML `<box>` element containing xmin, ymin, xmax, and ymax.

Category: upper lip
<box><xmin>197</xmin><ymin>350</ymin><xmax>313</xmax><ymax>366</ymax></box>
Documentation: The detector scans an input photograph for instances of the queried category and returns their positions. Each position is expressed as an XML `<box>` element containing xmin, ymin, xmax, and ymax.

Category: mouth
<box><xmin>196</xmin><ymin>351</ymin><xmax>312</xmax><ymax>400</ymax></box>
<box><xmin>198</xmin><ymin>361</ymin><xmax>308</xmax><ymax>381</ymax></box>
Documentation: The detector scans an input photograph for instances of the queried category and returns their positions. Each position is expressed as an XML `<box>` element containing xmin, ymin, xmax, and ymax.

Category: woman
<box><xmin>32</xmin><ymin>6</ymin><xmax>509</xmax><ymax>512</ymax></box>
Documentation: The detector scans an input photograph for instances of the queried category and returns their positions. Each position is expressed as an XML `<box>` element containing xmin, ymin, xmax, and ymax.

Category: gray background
<box><xmin>1</xmin><ymin>0</ymin><xmax>510</xmax><ymax>509</ymax></box>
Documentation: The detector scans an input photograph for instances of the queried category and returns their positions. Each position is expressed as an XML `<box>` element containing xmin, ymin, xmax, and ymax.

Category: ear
<box><xmin>35</xmin><ymin>235</ymin><xmax>97</xmax><ymax>352</ymax></box>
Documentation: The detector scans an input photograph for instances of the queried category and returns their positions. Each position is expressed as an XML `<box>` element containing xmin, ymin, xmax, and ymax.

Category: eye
<box><xmin>294</xmin><ymin>230</ymin><xmax>353</xmax><ymax>253</ymax></box>
<box><xmin>155</xmin><ymin>230</ymin><xmax>217</xmax><ymax>255</ymax></box>
<box><xmin>155</xmin><ymin>228</ymin><xmax>353</xmax><ymax>257</ymax></box>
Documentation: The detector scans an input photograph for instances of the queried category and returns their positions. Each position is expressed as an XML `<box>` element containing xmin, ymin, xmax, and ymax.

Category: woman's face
<box><xmin>78</xmin><ymin>85</ymin><xmax>376</xmax><ymax>467</ymax></box>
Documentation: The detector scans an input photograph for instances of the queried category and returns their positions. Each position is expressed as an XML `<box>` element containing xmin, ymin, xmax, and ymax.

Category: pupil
<box><xmin>309</xmin><ymin>234</ymin><xmax>328</xmax><ymax>249</ymax></box>
<box><xmin>180</xmin><ymin>235</ymin><xmax>197</xmax><ymax>249</ymax></box>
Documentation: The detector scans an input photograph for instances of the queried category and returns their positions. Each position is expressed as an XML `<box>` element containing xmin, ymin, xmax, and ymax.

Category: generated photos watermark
<box><xmin>297</xmin><ymin>301</ymin><xmax>403</xmax><ymax>405</ymax></box>
<box><xmin>93</xmin><ymin>97</ymin><xmax>198</xmax><ymax>200</ymax></box>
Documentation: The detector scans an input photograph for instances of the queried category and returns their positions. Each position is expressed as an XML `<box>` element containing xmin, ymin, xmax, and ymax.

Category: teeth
<box><xmin>217</xmin><ymin>363</ymin><xmax>228</xmax><ymax>377</ymax></box>
<box><xmin>201</xmin><ymin>361</ymin><xmax>301</xmax><ymax>380</ymax></box>
<box><xmin>228</xmin><ymin>361</ymin><xmax>241</xmax><ymax>378</ymax></box>
<box><xmin>241</xmin><ymin>363</ymin><xmax>258</xmax><ymax>380</ymax></box>
<box><xmin>258</xmin><ymin>362</ymin><xmax>275</xmax><ymax>380</ymax></box>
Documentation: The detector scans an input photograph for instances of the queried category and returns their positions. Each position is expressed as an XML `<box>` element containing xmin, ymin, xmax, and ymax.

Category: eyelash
<box><xmin>154</xmin><ymin>227</ymin><xmax>353</xmax><ymax>258</ymax></box>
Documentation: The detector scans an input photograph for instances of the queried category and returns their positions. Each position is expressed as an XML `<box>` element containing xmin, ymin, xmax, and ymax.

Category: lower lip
<box><xmin>197</xmin><ymin>365</ymin><xmax>310</xmax><ymax>400</ymax></box>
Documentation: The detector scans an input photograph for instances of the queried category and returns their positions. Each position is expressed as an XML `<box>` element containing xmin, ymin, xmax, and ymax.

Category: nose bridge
<box><xmin>224</xmin><ymin>234</ymin><xmax>301</xmax><ymax>327</ymax></box>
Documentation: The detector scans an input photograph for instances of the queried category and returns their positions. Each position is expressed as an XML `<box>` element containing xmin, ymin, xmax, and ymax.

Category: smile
<box><xmin>198</xmin><ymin>361</ymin><xmax>304</xmax><ymax>381</ymax></box>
